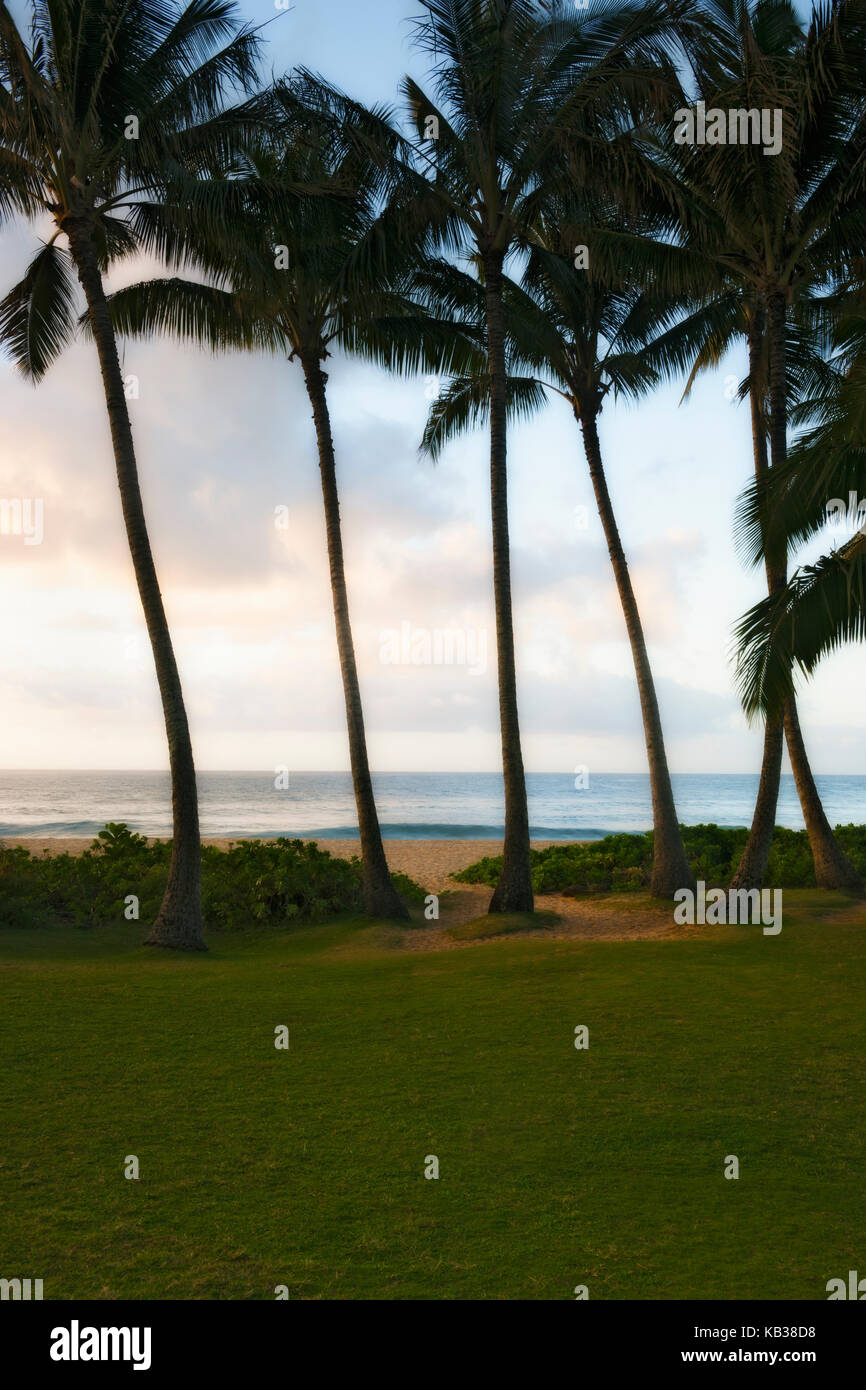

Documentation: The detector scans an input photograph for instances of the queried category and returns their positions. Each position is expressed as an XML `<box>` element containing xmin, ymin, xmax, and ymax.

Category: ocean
<box><xmin>0</xmin><ymin>770</ymin><xmax>864</xmax><ymax>840</ymax></box>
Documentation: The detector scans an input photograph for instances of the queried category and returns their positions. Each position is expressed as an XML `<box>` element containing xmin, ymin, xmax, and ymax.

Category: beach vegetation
<box><xmin>0</xmin><ymin>823</ymin><xmax>425</xmax><ymax>932</ymax></box>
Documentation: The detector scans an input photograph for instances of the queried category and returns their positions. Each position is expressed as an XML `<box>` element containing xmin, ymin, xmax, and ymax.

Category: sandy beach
<box><xmin>1</xmin><ymin>834</ymin><xmax>684</xmax><ymax>945</ymax></box>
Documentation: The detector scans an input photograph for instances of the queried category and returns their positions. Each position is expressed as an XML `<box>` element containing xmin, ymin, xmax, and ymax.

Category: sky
<box><xmin>2</xmin><ymin>0</ymin><xmax>864</xmax><ymax>777</ymax></box>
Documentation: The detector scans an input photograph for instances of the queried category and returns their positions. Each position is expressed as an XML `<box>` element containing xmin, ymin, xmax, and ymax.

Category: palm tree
<box><xmin>735</xmin><ymin>302</ymin><xmax>866</xmax><ymax>726</ymax></box>
<box><xmin>733</xmin><ymin>298</ymin><xmax>788</xmax><ymax>888</ymax></box>
<box><xmin>100</xmin><ymin>82</ymin><xmax>479</xmax><ymax>920</ymax></box>
<box><xmin>419</xmin><ymin>206</ymin><xmax>697</xmax><ymax>897</ymax></box>
<box><xmin>403</xmin><ymin>0</ymin><xmax>687</xmax><ymax>912</ymax></box>
<box><xmin>0</xmin><ymin>0</ymin><xmax>270</xmax><ymax>949</ymax></box>
<box><xmin>642</xmin><ymin>0</ymin><xmax>866</xmax><ymax>891</ymax></box>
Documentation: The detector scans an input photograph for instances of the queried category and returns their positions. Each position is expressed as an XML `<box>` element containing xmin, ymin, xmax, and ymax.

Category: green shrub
<box><xmin>454</xmin><ymin>824</ymin><xmax>866</xmax><ymax>895</ymax></box>
<box><xmin>201</xmin><ymin>837</ymin><xmax>365</xmax><ymax>927</ymax></box>
<box><xmin>0</xmin><ymin>824</ymin><xmax>424</xmax><ymax>931</ymax></box>
<box><xmin>0</xmin><ymin>845</ymin><xmax>56</xmax><ymax>929</ymax></box>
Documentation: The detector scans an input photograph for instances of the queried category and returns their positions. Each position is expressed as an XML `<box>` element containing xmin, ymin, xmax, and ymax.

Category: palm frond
<box><xmin>734</xmin><ymin>533</ymin><xmax>866</xmax><ymax>718</ymax></box>
<box><xmin>420</xmin><ymin>371</ymin><xmax>548</xmax><ymax>460</ymax></box>
<box><xmin>99</xmin><ymin>275</ymin><xmax>284</xmax><ymax>354</ymax></box>
<box><xmin>0</xmin><ymin>237</ymin><xmax>78</xmax><ymax>379</ymax></box>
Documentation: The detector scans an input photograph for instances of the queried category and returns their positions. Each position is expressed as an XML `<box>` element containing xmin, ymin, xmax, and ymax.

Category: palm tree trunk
<box><xmin>765</xmin><ymin>291</ymin><xmax>863</xmax><ymax>894</ymax></box>
<box><xmin>731</xmin><ymin>306</ymin><xmax>784</xmax><ymax>890</ymax></box>
<box><xmin>729</xmin><ymin>717</ymin><xmax>785</xmax><ymax>889</ymax></box>
<box><xmin>301</xmin><ymin>354</ymin><xmax>408</xmax><ymax>920</ymax></box>
<box><xmin>65</xmin><ymin>217</ymin><xmax>204</xmax><ymax>949</ymax></box>
<box><xmin>783</xmin><ymin>699</ymin><xmax>863</xmax><ymax>891</ymax></box>
<box><xmin>483</xmin><ymin>252</ymin><xmax>534</xmax><ymax>914</ymax></box>
<box><xmin>578</xmin><ymin>408</ymin><xmax>694</xmax><ymax>897</ymax></box>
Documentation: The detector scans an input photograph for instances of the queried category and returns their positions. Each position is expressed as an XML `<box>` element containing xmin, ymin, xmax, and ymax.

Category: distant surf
<box><xmin>0</xmin><ymin>819</ymin><xmax>609</xmax><ymax>841</ymax></box>
<box><xmin>295</xmin><ymin>823</ymin><xmax>612</xmax><ymax>841</ymax></box>
<box><xmin>0</xmin><ymin>770</ymin><xmax>863</xmax><ymax>840</ymax></box>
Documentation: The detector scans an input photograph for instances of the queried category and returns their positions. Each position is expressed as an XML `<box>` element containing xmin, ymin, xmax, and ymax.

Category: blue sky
<box><xmin>1</xmin><ymin>0</ymin><xmax>863</xmax><ymax>776</ymax></box>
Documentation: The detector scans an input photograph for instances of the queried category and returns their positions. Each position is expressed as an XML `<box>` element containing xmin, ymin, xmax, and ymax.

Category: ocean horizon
<box><xmin>1</xmin><ymin>769</ymin><xmax>864</xmax><ymax>840</ymax></box>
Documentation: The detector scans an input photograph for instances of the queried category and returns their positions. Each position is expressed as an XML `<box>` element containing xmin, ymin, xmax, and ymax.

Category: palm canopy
<box><xmin>402</xmin><ymin>0</ymin><xmax>690</xmax><ymax>265</ymax></box>
<box><xmin>639</xmin><ymin>283</ymin><xmax>845</xmax><ymax>408</ymax></box>
<box><xmin>0</xmin><ymin>0</ymin><xmax>271</xmax><ymax>379</ymax></box>
<box><xmin>657</xmin><ymin>0</ymin><xmax>866</xmax><ymax>296</ymax></box>
<box><xmin>99</xmin><ymin>77</ymin><xmax>482</xmax><ymax>381</ymax></box>
<box><xmin>735</xmin><ymin>300</ymin><xmax>866</xmax><ymax>565</ymax></box>
<box><xmin>607</xmin><ymin>0</ymin><xmax>866</xmax><ymax>419</ymax></box>
<box><xmin>418</xmin><ymin>196</ymin><xmax>693</xmax><ymax>456</ymax></box>
<box><xmin>733</xmin><ymin>304</ymin><xmax>866</xmax><ymax>716</ymax></box>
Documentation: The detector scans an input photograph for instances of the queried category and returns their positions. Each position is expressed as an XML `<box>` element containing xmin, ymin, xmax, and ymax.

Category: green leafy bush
<box><xmin>0</xmin><ymin>845</ymin><xmax>56</xmax><ymax>929</ymax></box>
<box><xmin>454</xmin><ymin>824</ymin><xmax>866</xmax><ymax>895</ymax></box>
<box><xmin>0</xmin><ymin>824</ymin><xmax>423</xmax><ymax>930</ymax></box>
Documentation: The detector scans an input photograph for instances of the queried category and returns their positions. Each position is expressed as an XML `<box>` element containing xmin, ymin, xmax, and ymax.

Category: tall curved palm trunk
<box><xmin>765</xmin><ymin>293</ymin><xmax>863</xmax><ymax>894</ymax></box>
<box><xmin>730</xmin><ymin>715</ymin><xmax>786</xmax><ymax>890</ymax></box>
<box><xmin>301</xmin><ymin>356</ymin><xmax>409</xmax><ymax>920</ymax></box>
<box><xmin>783</xmin><ymin>698</ymin><xmax>862</xmax><ymax>890</ymax></box>
<box><xmin>579</xmin><ymin>410</ymin><xmax>694</xmax><ymax>897</ymax></box>
<box><xmin>731</xmin><ymin>309</ymin><xmax>785</xmax><ymax>889</ymax></box>
<box><xmin>65</xmin><ymin>219</ymin><xmax>204</xmax><ymax>949</ymax></box>
<box><xmin>483</xmin><ymin>253</ymin><xmax>534</xmax><ymax>914</ymax></box>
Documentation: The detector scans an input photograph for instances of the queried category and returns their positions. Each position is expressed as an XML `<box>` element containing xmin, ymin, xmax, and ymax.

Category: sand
<box><xmin>1</xmin><ymin>834</ymin><xmax>683</xmax><ymax>945</ymax></box>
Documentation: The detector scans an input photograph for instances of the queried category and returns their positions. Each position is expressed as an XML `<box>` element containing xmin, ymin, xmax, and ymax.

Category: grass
<box><xmin>444</xmin><ymin>908</ymin><xmax>561</xmax><ymax>941</ymax></box>
<box><xmin>1</xmin><ymin>892</ymin><xmax>864</xmax><ymax>1300</ymax></box>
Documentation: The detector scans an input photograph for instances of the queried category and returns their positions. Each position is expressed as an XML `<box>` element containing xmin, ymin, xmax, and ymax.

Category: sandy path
<box><xmin>315</xmin><ymin>839</ymin><xmax>681</xmax><ymax>944</ymax></box>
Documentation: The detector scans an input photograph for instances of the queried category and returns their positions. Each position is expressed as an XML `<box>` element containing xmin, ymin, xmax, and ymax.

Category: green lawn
<box><xmin>1</xmin><ymin>893</ymin><xmax>864</xmax><ymax>1300</ymax></box>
